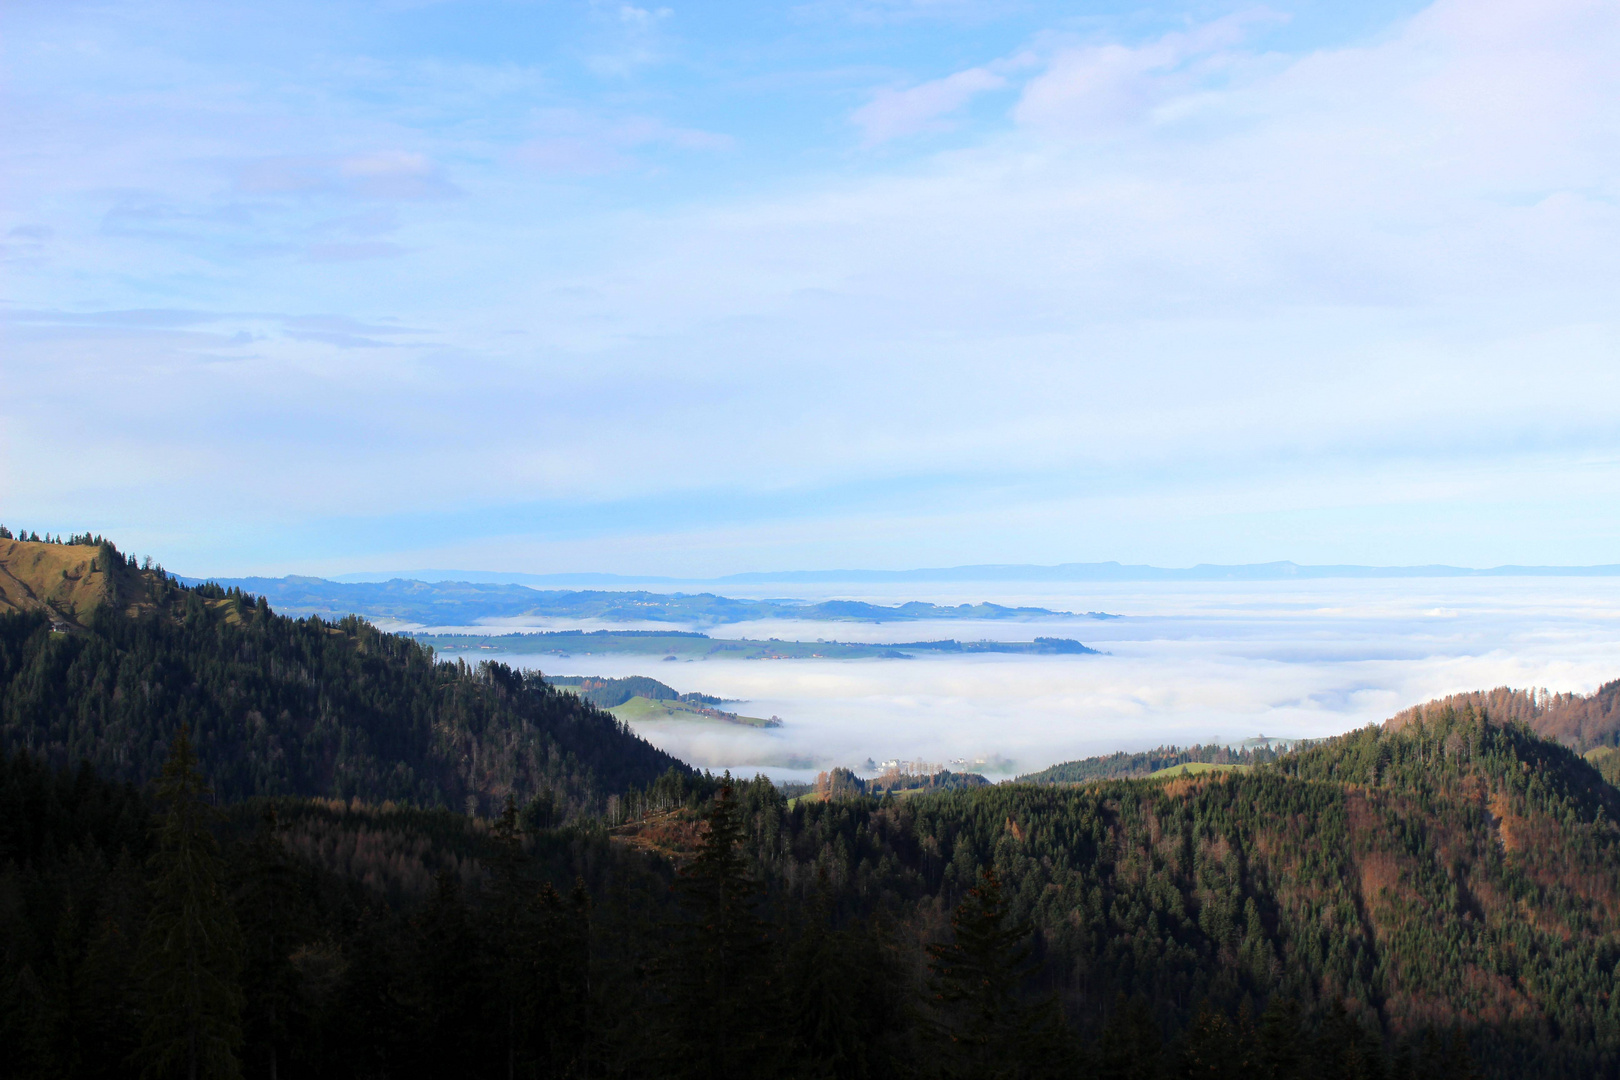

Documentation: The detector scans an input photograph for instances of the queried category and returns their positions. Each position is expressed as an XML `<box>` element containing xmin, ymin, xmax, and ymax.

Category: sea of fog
<box><xmin>432</xmin><ymin>578</ymin><xmax>1620</xmax><ymax>783</ymax></box>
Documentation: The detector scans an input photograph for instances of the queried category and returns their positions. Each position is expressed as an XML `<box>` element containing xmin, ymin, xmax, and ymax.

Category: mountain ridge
<box><xmin>318</xmin><ymin>559</ymin><xmax>1620</xmax><ymax>586</ymax></box>
<box><xmin>176</xmin><ymin>574</ymin><xmax>1104</xmax><ymax>626</ymax></box>
<box><xmin>0</xmin><ymin>538</ymin><xmax>688</xmax><ymax>815</ymax></box>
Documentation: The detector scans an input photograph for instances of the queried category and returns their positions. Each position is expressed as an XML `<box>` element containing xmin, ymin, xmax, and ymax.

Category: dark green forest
<box><xmin>4</xmin><ymin>542</ymin><xmax>1619</xmax><ymax>1078</ymax></box>
<box><xmin>0</xmin><ymin>564</ymin><xmax>685</xmax><ymax>817</ymax></box>
<box><xmin>11</xmin><ymin>705</ymin><xmax>1619</xmax><ymax>1077</ymax></box>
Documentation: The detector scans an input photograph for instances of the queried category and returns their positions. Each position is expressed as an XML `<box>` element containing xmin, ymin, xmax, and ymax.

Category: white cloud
<box><xmin>488</xmin><ymin>578</ymin><xmax>1620</xmax><ymax>777</ymax></box>
<box><xmin>515</xmin><ymin>109</ymin><xmax>733</xmax><ymax>173</ymax></box>
<box><xmin>5</xmin><ymin>0</ymin><xmax>1619</xmax><ymax>572</ymax></box>
<box><xmin>1013</xmin><ymin>11</ymin><xmax>1279</xmax><ymax>129</ymax></box>
<box><xmin>235</xmin><ymin>152</ymin><xmax>460</xmax><ymax>200</ymax></box>
<box><xmin>852</xmin><ymin>66</ymin><xmax>1005</xmax><ymax>144</ymax></box>
<box><xmin>585</xmin><ymin>0</ymin><xmax>675</xmax><ymax>75</ymax></box>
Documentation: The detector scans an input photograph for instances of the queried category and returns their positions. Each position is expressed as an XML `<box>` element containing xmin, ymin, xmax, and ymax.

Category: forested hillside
<box><xmin>0</xmin><ymin>538</ymin><xmax>685</xmax><ymax>815</ymax></box>
<box><xmin>1018</xmin><ymin>741</ymin><xmax>1288</xmax><ymax>783</ymax></box>
<box><xmin>5</xmin><ymin>535</ymin><xmax>1619</xmax><ymax>1077</ymax></box>
<box><xmin>8</xmin><ymin>688</ymin><xmax>1620</xmax><ymax>1077</ymax></box>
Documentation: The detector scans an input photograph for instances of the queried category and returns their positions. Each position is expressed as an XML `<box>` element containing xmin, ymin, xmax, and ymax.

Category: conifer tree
<box><xmin>1098</xmin><ymin>994</ymin><xmax>1163</xmax><ymax>1080</ymax></box>
<box><xmin>1254</xmin><ymin>996</ymin><xmax>1306</xmax><ymax>1080</ymax></box>
<box><xmin>659</xmin><ymin>781</ymin><xmax>780</xmax><ymax>1080</ymax></box>
<box><xmin>489</xmin><ymin>797</ymin><xmax>529</xmax><ymax>1080</ymax></box>
<box><xmin>136</xmin><ymin>727</ymin><xmax>244</xmax><ymax>1080</ymax></box>
<box><xmin>926</xmin><ymin>866</ymin><xmax>1059</xmax><ymax>1079</ymax></box>
<box><xmin>234</xmin><ymin>808</ymin><xmax>304</xmax><ymax>1080</ymax></box>
<box><xmin>487</xmin><ymin>795</ymin><xmax>586</xmax><ymax>1080</ymax></box>
<box><xmin>782</xmin><ymin>879</ymin><xmax>908</xmax><ymax>1079</ymax></box>
<box><xmin>1311</xmin><ymin>1001</ymin><xmax>1383</xmax><ymax>1080</ymax></box>
<box><xmin>1442</xmin><ymin>1028</ymin><xmax>1479</xmax><ymax>1080</ymax></box>
<box><xmin>1175</xmin><ymin>1002</ymin><xmax>1249</xmax><ymax>1079</ymax></box>
<box><xmin>417</xmin><ymin>870</ymin><xmax>489</xmax><ymax>1075</ymax></box>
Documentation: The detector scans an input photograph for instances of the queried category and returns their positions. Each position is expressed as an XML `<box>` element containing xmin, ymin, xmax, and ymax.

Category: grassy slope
<box><xmin>1145</xmin><ymin>761</ymin><xmax>1250</xmax><ymax>778</ymax></box>
<box><xmin>1019</xmin><ymin>743</ymin><xmax>1280</xmax><ymax>784</ymax></box>
<box><xmin>608</xmin><ymin>694</ymin><xmax>777</xmax><ymax>728</ymax></box>
<box><xmin>0</xmin><ymin>540</ymin><xmax>125</xmax><ymax>623</ymax></box>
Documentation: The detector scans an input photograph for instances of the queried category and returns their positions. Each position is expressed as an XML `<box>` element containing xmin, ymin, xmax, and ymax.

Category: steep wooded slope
<box><xmin>0</xmin><ymin>541</ymin><xmax>688</xmax><ymax>814</ymax></box>
<box><xmin>743</xmin><ymin>706</ymin><xmax>1620</xmax><ymax>1076</ymax></box>
<box><xmin>7</xmin><ymin>681</ymin><xmax>1620</xmax><ymax>1076</ymax></box>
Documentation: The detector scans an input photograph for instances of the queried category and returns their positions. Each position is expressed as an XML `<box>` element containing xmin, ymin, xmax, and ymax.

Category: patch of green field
<box><xmin>1585</xmin><ymin>746</ymin><xmax>1620</xmax><ymax>787</ymax></box>
<box><xmin>1146</xmin><ymin>762</ymin><xmax>1251</xmax><ymax>779</ymax></box>
<box><xmin>608</xmin><ymin>695</ymin><xmax>778</xmax><ymax>728</ymax></box>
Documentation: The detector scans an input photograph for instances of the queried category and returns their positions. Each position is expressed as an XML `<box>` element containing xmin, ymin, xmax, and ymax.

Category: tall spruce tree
<box><xmin>1253</xmin><ymin>996</ymin><xmax>1307</xmax><ymax>1080</ymax></box>
<box><xmin>233</xmin><ymin>808</ymin><xmax>304</xmax><ymax>1080</ymax></box>
<box><xmin>486</xmin><ymin>796</ymin><xmax>588</xmax><ymax>1080</ymax></box>
<box><xmin>489</xmin><ymin>797</ymin><xmax>530</xmax><ymax>1080</ymax></box>
<box><xmin>926</xmin><ymin>866</ymin><xmax>1060</xmax><ymax>1079</ymax></box>
<box><xmin>659</xmin><ymin>782</ymin><xmax>780</xmax><ymax>1080</ymax></box>
<box><xmin>1098</xmin><ymin>995</ymin><xmax>1164</xmax><ymax>1080</ymax></box>
<box><xmin>782</xmin><ymin>879</ymin><xmax>909</xmax><ymax>1079</ymax></box>
<box><xmin>136</xmin><ymin>727</ymin><xmax>244</xmax><ymax>1080</ymax></box>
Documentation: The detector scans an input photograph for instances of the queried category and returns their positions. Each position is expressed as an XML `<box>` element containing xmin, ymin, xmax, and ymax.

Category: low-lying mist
<box><xmin>490</xmin><ymin>577</ymin><xmax>1620</xmax><ymax>782</ymax></box>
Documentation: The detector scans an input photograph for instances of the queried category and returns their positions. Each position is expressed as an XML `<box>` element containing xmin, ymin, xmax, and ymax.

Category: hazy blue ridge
<box><xmin>176</xmin><ymin>575</ymin><xmax>1103</xmax><ymax>625</ymax></box>
<box><xmin>326</xmin><ymin>561</ymin><xmax>1620</xmax><ymax>588</ymax></box>
<box><xmin>711</xmin><ymin>560</ymin><xmax>1620</xmax><ymax>583</ymax></box>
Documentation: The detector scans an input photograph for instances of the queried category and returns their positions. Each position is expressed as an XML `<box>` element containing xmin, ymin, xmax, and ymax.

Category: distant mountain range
<box><xmin>174</xmin><ymin>560</ymin><xmax>1620</xmax><ymax>626</ymax></box>
<box><xmin>177</xmin><ymin>575</ymin><xmax>1115</xmax><ymax>626</ymax></box>
<box><xmin>327</xmin><ymin>559</ymin><xmax>1620</xmax><ymax>586</ymax></box>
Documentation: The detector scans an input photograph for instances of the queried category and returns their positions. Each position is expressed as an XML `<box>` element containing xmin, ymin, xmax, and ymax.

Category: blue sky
<box><xmin>3</xmin><ymin>0</ymin><xmax>1618</xmax><ymax>577</ymax></box>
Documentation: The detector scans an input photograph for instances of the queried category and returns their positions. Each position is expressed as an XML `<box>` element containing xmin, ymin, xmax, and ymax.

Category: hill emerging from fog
<box><xmin>1022</xmin><ymin>680</ymin><xmax>1620</xmax><ymax>786</ymax></box>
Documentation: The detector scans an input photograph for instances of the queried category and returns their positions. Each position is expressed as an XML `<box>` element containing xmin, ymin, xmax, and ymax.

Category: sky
<box><xmin>4</xmin><ymin>0</ymin><xmax>1619</xmax><ymax>578</ymax></box>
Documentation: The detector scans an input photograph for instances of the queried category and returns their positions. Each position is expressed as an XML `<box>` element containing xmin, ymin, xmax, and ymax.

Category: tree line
<box><xmin>2</xmin><ymin>737</ymin><xmax>1498</xmax><ymax>1080</ymax></box>
<box><xmin>0</xmin><ymin>598</ymin><xmax>686</xmax><ymax>818</ymax></box>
